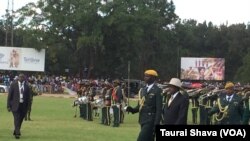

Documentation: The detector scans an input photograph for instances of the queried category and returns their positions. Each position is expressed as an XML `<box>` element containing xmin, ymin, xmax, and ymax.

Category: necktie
<box><xmin>227</xmin><ymin>96</ymin><xmax>230</xmax><ymax>102</ymax></box>
<box><xmin>168</xmin><ymin>95</ymin><xmax>174</xmax><ymax>106</ymax></box>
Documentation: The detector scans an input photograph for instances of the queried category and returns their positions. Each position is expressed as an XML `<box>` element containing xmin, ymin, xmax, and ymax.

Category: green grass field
<box><xmin>0</xmin><ymin>94</ymin><xmax>195</xmax><ymax>141</ymax></box>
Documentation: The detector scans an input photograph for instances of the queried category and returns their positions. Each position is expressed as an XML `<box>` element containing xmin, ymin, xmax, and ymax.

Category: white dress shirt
<box><xmin>18</xmin><ymin>81</ymin><xmax>25</xmax><ymax>103</ymax></box>
<box><xmin>146</xmin><ymin>83</ymin><xmax>154</xmax><ymax>92</ymax></box>
<box><xmin>226</xmin><ymin>94</ymin><xmax>234</xmax><ymax>102</ymax></box>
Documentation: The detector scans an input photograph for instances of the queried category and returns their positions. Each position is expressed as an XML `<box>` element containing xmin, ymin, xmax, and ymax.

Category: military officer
<box><xmin>208</xmin><ymin>82</ymin><xmax>244</xmax><ymax>125</ymax></box>
<box><xmin>126</xmin><ymin>69</ymin><xmax>162</xmax><ymax>141</ymax></box>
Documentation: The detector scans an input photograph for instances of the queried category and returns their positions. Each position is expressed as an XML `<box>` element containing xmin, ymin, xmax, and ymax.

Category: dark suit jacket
<box><xmin>209</xmin><ymin>93</ymin><xmax>243</xmax><ymax>125</ymax></box>
<box><xmin>7</xmin><ymin>81</ymin><xmax>31</xmax><ymax>112</ymax></box>
<box><xmin>162</xmin><ymin>92</ymin><xmax>189</xmax><ymax>125</ymax></box>
<box><xmin>133</xmin><ymin>84</ymin><xmax>163</xmax><ymax>125</ymax></box>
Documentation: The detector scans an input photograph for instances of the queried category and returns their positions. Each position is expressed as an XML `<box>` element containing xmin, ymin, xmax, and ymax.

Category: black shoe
<box><xmin>15</xmin><ymin>135</ymin><xmax>20</xmax><ymax>139</ymax></box>
<box><xmin>13</xmin><ymin>131</ymin><xmax>21</xmax><ymax>136</ymax></box>
<box><xmin>112</xmin><ymin>124</ymin><xmax>119</xmax><ymax>127</ymax></box>
<box><xmin>104</xmin><ymin>123</ymin><xmax>110</xmax><ymax>126</ymax></box>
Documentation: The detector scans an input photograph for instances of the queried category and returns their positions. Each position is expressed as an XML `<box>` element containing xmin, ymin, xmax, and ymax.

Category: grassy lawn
<box><xmin>0</xmin><ymin>94</ymin><xmax>196</xmax><ymax>141</ymax></box>
<box><xmin>0</xmin><ymin>94</ymin><xmax>140</xmax><ymax>141</ymax></box>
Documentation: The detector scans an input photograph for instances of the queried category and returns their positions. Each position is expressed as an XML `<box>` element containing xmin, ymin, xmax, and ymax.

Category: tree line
<box><xmin>0</xmin><ymin>0</ymin><xmax>250</xmax><ymax>82</ymax></box>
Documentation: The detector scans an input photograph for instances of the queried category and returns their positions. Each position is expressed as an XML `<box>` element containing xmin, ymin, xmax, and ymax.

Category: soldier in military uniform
<box><xmin>111</xmin><ymin>79</ymin><xmax>123</xmax><ymax>127</ymax></box>
<box><xmin>187</xmin><ymin>89</ymin><xmax>200</xmax><ymax>124</ymax></box>
<box><xmin>126</xmin><ymin>70</ymin><xmax>162</xmax><ymax>141</ymax></box>
<box><xmin>85</xmin><ymin>81</ymin><xmax>96</xmax><ymax>121</ymax></box>
<box><xmin>199</xmin><ymin>87</ymin><xmax>218</xmax><ymax>125</ymax></box>
<box><xmin>25</xmin><ymin>78</ymin><xmax>38</xmax><ymax>121</ymax></box>
<box><xmin>120</xmin><ymin>83</ymin><xmax>128</xmax><ymax>123</ymax></box>
<box><xmin>208</xmin><ymin>82</ymin><xmax>244</xmax><ymax>125</ymax></box>
<box><xmin>77</xmin><ymin>82</ymin><xmax>87</xmax><ymax>119</ymax></box>
<box><xmin>242</xmin><ymin>89</ymin><xmax>250</xmax><ymax>125</ymax></box>
<box><xmin>100</xmin><ymin>83</ymin><xmax>107</xmax><ymax>124</ymax></box>
<box><xmin>101</xmin><ymin>83</ymin><xmax>112</xmax><ymax>125</ymax></box>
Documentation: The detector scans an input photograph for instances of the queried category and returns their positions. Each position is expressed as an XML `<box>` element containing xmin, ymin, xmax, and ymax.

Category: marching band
<box><xmin>72</xmin><ymin>78</ymin><xmax>250</xmax><ymax>126</ymax></box>
<box><xmin>72</xmin><ymin>79</ymin><xmax>128</xmax><ymax>127</ymax></box>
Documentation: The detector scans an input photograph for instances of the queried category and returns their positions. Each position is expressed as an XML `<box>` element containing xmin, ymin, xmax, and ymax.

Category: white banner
<box><xmin>0</xmin><ymin>46</ymin><xmax>45</xmax><ymax>72</ymax></box>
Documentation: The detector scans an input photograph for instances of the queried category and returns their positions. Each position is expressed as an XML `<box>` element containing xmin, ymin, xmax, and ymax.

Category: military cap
<box><xmin>225</xmin><ymin>82</ymin><xmax>234</xmax><ymax>89</ymax></box>
<box><xmin>144</xmin><ymin>69</ymin><xmax>158</xmax><ymax>77</ymax></box>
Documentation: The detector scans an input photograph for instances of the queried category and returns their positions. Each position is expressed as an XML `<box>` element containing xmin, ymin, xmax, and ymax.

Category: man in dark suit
<box><xmin>126</xmin><ymin>69</ymin><xmax>162</xmax><ymax>141</ymax></box>
<box><xmin>162</xmin><ymin>78</ymin><xmax>189</xmax><ymax>125</ymax></box>
<box><xmin>7</xmin><ymin>73</ymin><xmax>31</xmax><ymax>139</ymax></box>
<box><xmin>208</xmin><ymin>82</ymin><xmax>244</xmax><ymax>125</ymax></box>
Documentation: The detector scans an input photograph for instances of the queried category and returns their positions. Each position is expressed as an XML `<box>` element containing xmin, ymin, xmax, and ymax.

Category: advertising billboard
<box><xmin>180</xmin><ymin>57</ymin><xmax>225</xmax><ymax>81</ymax></box>
<box><xmin>0</xmin><ymin>46</ymin><xmax>45</xmax><ymax>72</ymax></box>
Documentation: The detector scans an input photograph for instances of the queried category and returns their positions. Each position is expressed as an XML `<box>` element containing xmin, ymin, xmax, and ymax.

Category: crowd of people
<box><xmin>3</xmin><ymin>70</ymin><xmax>250</xmax><ymax>140</ymax></box>
<box><xmin>72</xmin><ymin>70</ymin><xmax>250</xmax><ymax>141</ymax></box>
